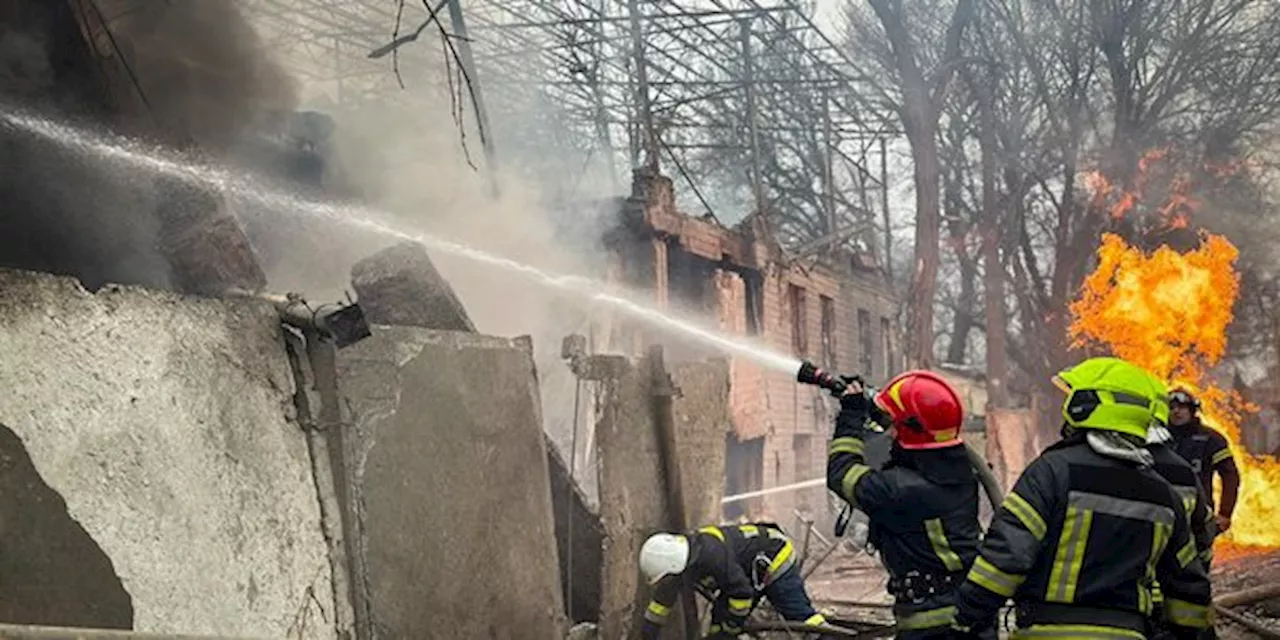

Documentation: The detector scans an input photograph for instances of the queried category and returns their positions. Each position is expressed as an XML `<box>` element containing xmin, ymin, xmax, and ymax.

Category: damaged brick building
<box><xmin>604</xmin><ymin>169</ymin><xmax>900</xmax><ymax>521</ymax></box>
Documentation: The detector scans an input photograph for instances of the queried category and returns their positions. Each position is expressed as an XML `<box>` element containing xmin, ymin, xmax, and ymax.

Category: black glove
<box><xmin>837</xmin><ymin>376</ymin><xmax>870</xmax><ymax>410</ymax></box>
<box><xmin>845</xmin><ymin>380</ymin><xmax>895</xmax><ymax>428</ymax></box>
<box><xmin>835</xmin><ymin>379</ymin><xmax>874</xmax><ymax>435</ymax></box>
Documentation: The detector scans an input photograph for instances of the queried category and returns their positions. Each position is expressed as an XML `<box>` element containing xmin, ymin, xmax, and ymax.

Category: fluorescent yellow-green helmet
<box><xmin>1052</xmin><ymin>357</ymin><xmax>1169</xmax><ymax>440</ymax></box>
<box><xmin>1147</xmin><ymin>374</ymin><xmax>1171</xmax><ymax>427</ymax></box>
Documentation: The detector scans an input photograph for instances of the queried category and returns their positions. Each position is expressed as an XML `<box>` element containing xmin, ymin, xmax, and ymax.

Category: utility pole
<box><xmin>739</xmin><ymin>17</ymin><xmax>765</xmax><ymax>222</ymax></box>
<box><xmin>821</xmin><ymin>87</ymin><xmax>837</xmax><ymax>252</ymax></box>
<box><xmin>627</xmin><ymin>0</ymin><xmax>658</xmax><ymax>170</ymax></box>
<box><xmin>587</xmin><ymin>65</ymin><xmax>621</xmax><ymax>192</ymax></box>
<box><xmin>446</xmin><ymin>0</ymin><xmax>501</xmax><ymax>196</ymax></box>
<box><xmin>880</xmin><ymin>136</ymin><xmax>893</xmax><ymax>281</ymax></box>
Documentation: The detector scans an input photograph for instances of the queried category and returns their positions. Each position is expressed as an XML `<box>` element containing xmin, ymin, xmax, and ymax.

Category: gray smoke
<box><xmin>0</xmin><ymin>1</ymin><xmax>295</xmax><ymax>290</ymax></box>
<box><xmin>97</xmin><ymin>0</ymin><xmax>298</xmax><ymax>150</ymax></box>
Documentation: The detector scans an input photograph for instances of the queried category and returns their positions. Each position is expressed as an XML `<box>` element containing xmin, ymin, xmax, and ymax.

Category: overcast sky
<box><xmin>813</xmin><ymin>0</ymin><xmax>844</xmax><ymax>32</ymax></box>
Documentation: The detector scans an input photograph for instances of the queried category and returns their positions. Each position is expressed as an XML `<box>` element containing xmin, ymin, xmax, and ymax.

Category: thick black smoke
<box><xmin>0</xmin><ymin>0</ymin><xmax>295</xmax><ymax>291</ymax></box>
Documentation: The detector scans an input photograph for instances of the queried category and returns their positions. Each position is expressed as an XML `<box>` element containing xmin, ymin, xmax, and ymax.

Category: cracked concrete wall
<box><xmin>335</xmin><ymin>327</ymin><xmax>566</xmax><ymax>640</ymax></box>
<box><xmin>671</xmin><ymin>361</ymin><xmax>731</xmax><ymax>527</ymax></box>
<box><xmin>595</xmin><ymin>355</ymin><xmax>730</xmax><ymax>640</ymax></box>
<box><xmin>595</xmin><ymin>358</ymin><xmax>663</xmax><ymax>640</ymax></box>
<box><xmin>0</xmin><ymin>269</ymin><xmax>335</xmax><ymax>638</ymax></box>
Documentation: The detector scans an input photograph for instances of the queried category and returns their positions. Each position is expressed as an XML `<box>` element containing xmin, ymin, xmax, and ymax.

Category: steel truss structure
<box><xmin>243</xmin><ymin>0</ymin><xmax>898</xmax><ymax>255</ymax></box>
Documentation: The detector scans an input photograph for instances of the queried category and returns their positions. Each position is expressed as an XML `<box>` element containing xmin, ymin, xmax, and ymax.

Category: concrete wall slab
<box><xmin>0</xmin><ymin>269</ymin><xmax>334</xmax><ymax>639</ymax></box>
<box><xmin>336</xmin><ymin>327</ymin><xmax>565</xmax><ymax>640</ymax></box>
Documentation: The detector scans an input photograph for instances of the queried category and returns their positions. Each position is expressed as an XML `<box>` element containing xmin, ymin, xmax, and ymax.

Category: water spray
<box><xmin>0</xmin><ymin>106</ymin><xmax>798</xmax><ymax>373</ymax></box>
<box><xmin>0</xmin><ymin>106</ymin><xmax>1009</xmax><ymax>530</ymax></box>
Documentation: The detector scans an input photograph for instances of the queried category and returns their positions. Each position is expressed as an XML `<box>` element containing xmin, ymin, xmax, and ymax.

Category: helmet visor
<box><xmin>1169</xmin><ymin>390</ymin><xmax>1197</xmax><ymax>407</ymax></box>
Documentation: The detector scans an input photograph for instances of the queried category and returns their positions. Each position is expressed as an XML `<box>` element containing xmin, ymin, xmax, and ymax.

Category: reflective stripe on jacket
<box><xmin>954</xmin><ymin>433</ymin><xmax>1214</xmax><ymax>636</ymax></box>
<box><xmin>827</xmin><ymin>399</ymin><xmax>981</xmax><ymax>634</ymax></box>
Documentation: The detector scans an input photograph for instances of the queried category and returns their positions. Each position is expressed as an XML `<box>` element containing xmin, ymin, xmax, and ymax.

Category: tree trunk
<box><xmin>865</xmin><ymin>0</ymin><xmax>973</xmax><ymax>369</ymax></box>
<box><xmin>942</xmin><ymin>131</ymin><xmax>975</xmax><ymax>366</ymax></box>
<box><xmin>947</xmin><ymin>250</ymin><xmax>978</xmax><ymax>365</ymax></box>
<box><xmin>907</xmin><ymin>119</ymin><xmax>943</xmax><ymax>368</ymax></box>
<box><xmin>977</xmin><ymin>91</ymin><xmax>1009</xmax><ymax>408</ymax></box>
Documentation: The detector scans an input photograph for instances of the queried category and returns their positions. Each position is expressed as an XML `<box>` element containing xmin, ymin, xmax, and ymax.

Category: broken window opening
<box><xmin>880</xmin><ymin>316</ymin><xmax>894</xmax><ymax>376</ymax></box>
<box><xmin>668</xmin><ymin>248</ymin><xmax>716</xmax><ymax>313</ymax></box>
<box><xmin>725</xmin><ymin>433</ymin><xmax>765</xmax><ymax>520</ymax></box>
<box><xmin>857</xmin><ymin>309</ymin><xmax>873</xmax><ymax>376</ymax></box>
<box><xmin>744</xmin><ymin>273</ymin><xmax>763</xmax><ymax>336</ymax></box>
<box><xmin>789</xmin><ymin>284</ymin><xmax>808</xmax><ymax>358</ymax></box>
<box><xmin>819</xmin><ymin>295</ymin><xmax>836</xmax><ymax>369</ymax></box>
<box><xmin>667</xmin><ymin>247</ymin><xmax>719</xmax><ymax>361</ymax></box>
<box><xmin>792</xmin><ymin>435</ymin><xmax>813</xmax><ymax>510</ymax></box>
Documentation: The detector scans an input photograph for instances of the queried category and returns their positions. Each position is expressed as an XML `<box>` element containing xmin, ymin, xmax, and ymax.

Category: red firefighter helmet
<box><xmin>873</xmin><ymin>370</ymin><xmax>965</xmax><ymax>450</ymax></box>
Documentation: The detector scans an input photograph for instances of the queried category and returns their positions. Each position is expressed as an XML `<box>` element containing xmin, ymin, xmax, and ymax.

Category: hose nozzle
<box><xmin>796</xmin><ymin>361</ymin><xmax>848</xmax><ymax>395</ymax></box>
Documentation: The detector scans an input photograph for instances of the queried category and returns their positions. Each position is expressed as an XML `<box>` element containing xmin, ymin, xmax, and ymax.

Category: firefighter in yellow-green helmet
<box><xmin>949</xmin><ymin>357</ymin><xmax>1213</xmax><ymax>639</ymax></box>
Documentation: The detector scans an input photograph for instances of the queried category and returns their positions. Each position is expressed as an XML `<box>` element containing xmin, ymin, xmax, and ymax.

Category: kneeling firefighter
<box><xmin>826</xmin><ymin>370</ymin><xmax>990</xmax><ymax>639</ymax></box>
<box><xmin>950</xmin><ymin>357</ymin><xmax>1213</xmax><ymax>639</ymax></box>
<box><xmin>638</xmin><ymin>522</ymin><xmax>827</xmax><ymax>639</ymax></box>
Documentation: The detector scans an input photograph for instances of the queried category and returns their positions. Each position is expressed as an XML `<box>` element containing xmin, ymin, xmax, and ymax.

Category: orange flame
<box><xmin>1070</xmin><ymin>233</ymin><xmax>1280</xmax><ymax>555</ymax></box>
<box><xmin>1081</xmin><ymin>149</ymin><xmax>1235</xmax><ymax>226</ymax></box>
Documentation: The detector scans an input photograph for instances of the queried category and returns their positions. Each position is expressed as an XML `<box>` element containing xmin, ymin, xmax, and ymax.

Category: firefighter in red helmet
<box><xmin>826</xmin><ymin>371</ymin><xmax>990</xmax><ymax>639</ymax></box>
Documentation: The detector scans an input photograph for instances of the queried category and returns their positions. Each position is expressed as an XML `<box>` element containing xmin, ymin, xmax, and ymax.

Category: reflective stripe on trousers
<box><xmin>896</xmin><ymin>605</ymin><xmax>957</xmax><ymax>631</ymax></box>
<box><xmin>1011</xmin><ymin>624</ymin><xmax>1146</xmax><ymax>639</ymax></box>
<box><xmin>643</xmin><ymin>601</ymin><xmax>670</xmax><ymax>624</ymax></box>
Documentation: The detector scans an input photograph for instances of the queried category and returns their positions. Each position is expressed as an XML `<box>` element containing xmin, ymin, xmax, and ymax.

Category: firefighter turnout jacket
<box><xmin>1150</xmin><ymin>442</ymin><xmax>1216</xmax><ymax>565</ymax></box>
<box><xmin>641</xmin><ymin>523</ymin><xmax>802</xmax><ymax>638</ymax></box>
<box><xmin>1169</xmin><ymin>419</ymin><xmax>1236</xmax><ymax>513</ymax></box>
<box><xmin>826</xmin><ymin>395</ymin><xmax>983</xmax><ymax>637</ymax></box>
<box><xmin>953</xmin><ymin>432</ymin><xmax>1214</xmax><ymax>638</ymax></box>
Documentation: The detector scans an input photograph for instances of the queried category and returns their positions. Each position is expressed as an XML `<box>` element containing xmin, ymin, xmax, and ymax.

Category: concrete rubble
<box><xmin>350</xmin><ymin>242</ymin><xmax>477</xmax><ymax>332</ymax></box>
<box><xmin>345</xmin><ymin>241</ymin><xmax>605</xmax><ymax>630</ymax></box>
<box><xmin>0</xmin><ymin>269</ymin><xmax>333</xmax><ymax>638</ymax></box>
<box><xmin>0</xmin><ymin>231</ymin><xmax>734</xmax><ymax>638</ymax></box>
<box><xmin>335</xmin><ymin>328</ymin><xmax>567</xmax><ymax>639</ymax></box>
<box><xmin>0</xmin><ymin>247</ymin><xmax>726</xmax><ymax>639</ymax></box>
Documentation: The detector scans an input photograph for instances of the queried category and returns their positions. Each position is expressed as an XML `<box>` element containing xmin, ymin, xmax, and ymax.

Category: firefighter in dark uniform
<box><xmin>637</xmin><ymin>523</ymin><xmax>826</xmax><ymax>639</ymax></box>
<box><xmin>1148</xmin><ymin>420</ymin><xmax>1218</xmax><ymax>640</ymax></box>
<box><xmin>1167</xmin><ymin>388</ymin><xmax>1240</xmax><ymax>540</ymax></box>
<box><xmin>1148</xmin><ymin>420</ymin><xmax>1216</xmax><ymax>566</ymax></box>
<box><xmin>950</xmin><ymin>357</ymin><xmax>1214</xmax><ymax>639</ymax></box>
<box><xmin>826</xmin><ymin>370</ymin><xmax>988</xmax><ymax>639</ymax></box>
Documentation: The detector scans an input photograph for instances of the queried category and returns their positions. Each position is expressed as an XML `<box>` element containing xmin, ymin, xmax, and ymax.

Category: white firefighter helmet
<box><xmin>639</xmin><ymin>533</ymin><xmax>690</xmax><ymax>584</ymax></box>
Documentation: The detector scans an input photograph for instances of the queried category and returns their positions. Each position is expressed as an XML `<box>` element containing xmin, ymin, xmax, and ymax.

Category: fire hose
<box><xmin>795</xmin><ymin>362</ymin><xmax>1005</xmax><ymax>516</ymax></box>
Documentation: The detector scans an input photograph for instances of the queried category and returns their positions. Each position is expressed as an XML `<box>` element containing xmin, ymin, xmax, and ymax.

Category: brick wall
<box><xmin>605</xmin><ymin>170</ymin><xmax>900</xmax><ymax>522</ymax></box>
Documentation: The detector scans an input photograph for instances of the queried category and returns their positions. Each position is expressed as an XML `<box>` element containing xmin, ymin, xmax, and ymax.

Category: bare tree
<box><xmin>846</xmin><ymin>0</ymin><xmax>976</xmax><ymax>368</ymax></box>
<box><xmin>841</xmin><ymin>0</ymin><xmax>1280</xmax><ymax>423</ymax></box>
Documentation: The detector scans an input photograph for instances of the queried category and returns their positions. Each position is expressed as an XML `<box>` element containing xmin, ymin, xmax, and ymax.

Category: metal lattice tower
<box><xmin>242</xmin><ymin>0</ymin><xmax>898</xmax><ymax>254</ymax></box>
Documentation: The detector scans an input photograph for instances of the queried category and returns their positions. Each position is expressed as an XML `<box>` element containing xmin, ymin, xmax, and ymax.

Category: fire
<box><xmin>1070</xmin><ymin>232</ymin><xmax>1280</xmax><ymax>555</ymax></box>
